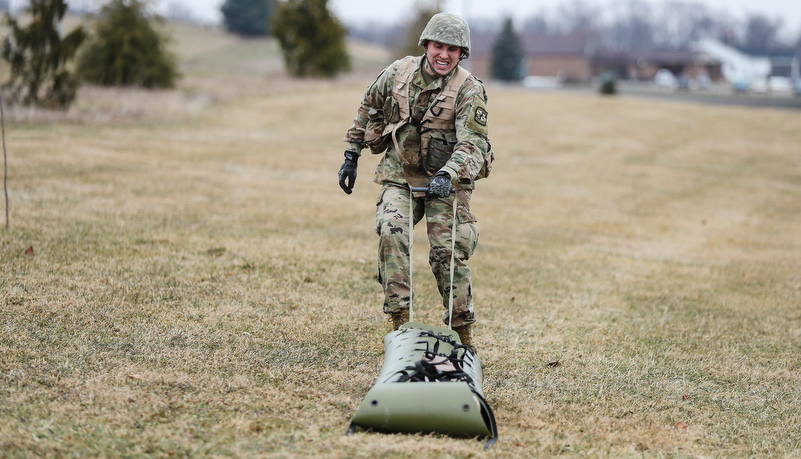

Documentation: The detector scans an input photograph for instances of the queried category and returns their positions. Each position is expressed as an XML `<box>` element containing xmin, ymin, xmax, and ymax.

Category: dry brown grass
<box><xmin>2</xmin><ymin>23</ymin><xmax>801</xmax><ymax>458</ymax></box>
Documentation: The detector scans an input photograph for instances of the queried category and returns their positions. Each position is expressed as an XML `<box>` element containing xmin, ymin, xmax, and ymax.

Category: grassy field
<box><xmin>2</xmin><ymin>22</ymin><xmax>801</xmax><ymax>458</ymax></box>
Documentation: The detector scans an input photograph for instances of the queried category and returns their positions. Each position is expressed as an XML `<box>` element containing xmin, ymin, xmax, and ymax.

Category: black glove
<box><xmin>426</xmin><ymin>171</ymin><xmax>452</xmax><ymax>199</ymax></box>
<box><xmin>338</xmin><ymin>151</ymin><xmax>359</xmax><ymax>194</ymax></box>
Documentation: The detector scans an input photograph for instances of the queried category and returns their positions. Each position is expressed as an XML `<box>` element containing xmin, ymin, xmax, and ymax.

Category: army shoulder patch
<box><xmin>474</xmin><ymin>107</ymin><xmax>488</xmax><ymax>126</ymax></box>
<box><xmin>467</xmin><ymin>105</ymin><xmax>489</xmax><ymax>134</ymax></box>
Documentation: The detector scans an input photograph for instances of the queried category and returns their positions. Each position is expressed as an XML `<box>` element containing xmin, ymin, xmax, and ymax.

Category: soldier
<box><xmin>338</xmin><ymin>13</ymin><xmax>493</xmax><ymax>350</ymax></box>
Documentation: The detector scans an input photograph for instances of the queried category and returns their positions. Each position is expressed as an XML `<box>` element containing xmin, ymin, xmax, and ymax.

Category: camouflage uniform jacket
<box><xmin>344</xmin><ymin>55</ymin><xmax>492</xmax><ymax>190</ymax></box>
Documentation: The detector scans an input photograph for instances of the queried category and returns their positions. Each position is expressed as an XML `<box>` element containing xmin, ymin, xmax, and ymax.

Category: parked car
<box><xmin>732</xmin><ymin>81</ymin><xmax>750</xmax><ymax>93</ymax></box>
<box><xmin>676</xmin><ymin>74</ymin><xmax>691</xmax><ymax>90</ymax></box>
<box><xmin>654</xmin><ymin>69</ymin><xmax>677</xmax><ymax>91</ymax></box>
<box><xmin>695</xmin><ymin>73</ymin><xmax>711</xmax><ymax>90</ymax></box>
<box><xmin>768</xmin><ymin>76</ymin><xmax>792</xmax><ymax>94</ymax></box>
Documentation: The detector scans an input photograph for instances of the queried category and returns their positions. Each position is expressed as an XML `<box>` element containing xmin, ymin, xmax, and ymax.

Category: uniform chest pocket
<box><xmin>425</xmin><ymin>131</ymin><xmax>457</xmax><ymax>174</ymax></box>
<box><xmin>384</xmin><ymin>94</ymin><xmax>401</xmax><ymax>124</ymax></box>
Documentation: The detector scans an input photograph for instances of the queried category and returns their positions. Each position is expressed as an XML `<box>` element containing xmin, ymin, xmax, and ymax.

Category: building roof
<box><xmin>470</xmin><ymin>31</ymin><xmax>591</xmax><ymax>58</ymax></box>
<box><xmin>522</xmin><ymin>32</ymin><xmax>590</xmax><ymax>56</ymax></box>
<box><xmin>593</xmin><ymin>48</ymin><xmax>698</xmax><ymax>66</ymax></box>
<box><xmin>469</xmin><ymin>29</ymin><xmax>707</xmax><ymax>68</ymax></box>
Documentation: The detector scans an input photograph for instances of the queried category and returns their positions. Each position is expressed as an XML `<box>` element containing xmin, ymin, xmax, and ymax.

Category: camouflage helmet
<box><xmin>418</xmin><ymin>13</ymin><xmax>471</xmax><ymax>58</ymax></box>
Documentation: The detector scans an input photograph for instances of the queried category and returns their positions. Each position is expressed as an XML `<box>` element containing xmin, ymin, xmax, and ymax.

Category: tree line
<box><xmin>346</xmin><ymin>0</ymin><xmax>801</xmax><ymax>82</ymax></box>
<box><xmin>349</xmin><ymin>0</ymin><xmax>801</xmax><ymax>58</ymax></box>
<box><xmin>518</xmin><ymin>0</ymin><xmax>800</xmax><ymax>57</ymax></box>
<box><xmin>2</xmin><ymin>0</ymin><xmax>180</xmax><ymax>109</ymax></box>
<box><xmin>1</xmin><ymin>0</ymin><xmax>349</xmax><ymax>110</ymax></box>
<box><xmin>4</xmin><ymin>0</ymin><xmax>799</xmax><ymax>110</ymax></box>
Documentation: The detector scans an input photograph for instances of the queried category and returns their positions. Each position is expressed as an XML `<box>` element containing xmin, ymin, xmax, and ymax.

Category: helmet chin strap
<box><xmin>422</xmin><ymin>56</ymin><xmax>443</xmax><ymax>78</ymax></box>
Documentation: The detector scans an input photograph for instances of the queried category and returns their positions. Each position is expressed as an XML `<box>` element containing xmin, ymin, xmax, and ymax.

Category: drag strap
<box><xmin>408</xmin><ymin>185</ymin><xmax>415</xmax><ymax>322</ymax></box>
<box><xmin>408</xmin><ymin>186</ymin><xmax>458</xmax><ymax>329</ymax></box>
<box><xmin>447</xmin><ymin>195</ymin><xmax>457</xmax><ymax>329</ymax></box>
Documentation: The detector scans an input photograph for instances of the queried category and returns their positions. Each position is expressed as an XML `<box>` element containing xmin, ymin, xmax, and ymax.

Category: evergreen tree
<box><xmin>77</xmin><ymin>0</ymin><xmax>178</xmax><ymax>88</ymax></box>
<box><xmin>272</xmin><ymin>0</ymin><xmax>350</xmax><ymax>78</ymax></box>
<box><xmin>491</xmin><ymin>18</ymin><xmax>524</xmax><ymax>82</ymax></box>
<box><xmin>1</xmin><ymin>0</ymin><xmax>87</xmax><ymax>109</ymax></box>
<box><xmin>221</xmin><ymin>0</ymin><xmax>275</xmax><ymax>37</ymax></box>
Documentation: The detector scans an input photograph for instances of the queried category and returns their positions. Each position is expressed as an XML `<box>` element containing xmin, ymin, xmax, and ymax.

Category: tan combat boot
<box><xmin>389</xmin><ymin>309</ymin><xmax>409</xmax><ymax>331</ymax></box>
<box><xmin>453</xmin><ymin>325</ymin><xmax>475</xmax><ymax>352</ymax></box>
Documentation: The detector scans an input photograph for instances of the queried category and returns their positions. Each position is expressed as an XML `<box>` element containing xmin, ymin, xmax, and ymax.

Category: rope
<box><xmin>408</xmin><ymin>185</ymin><xmax>415</xmax><ymax>323</ymax></box>
<box><xmin>447</xmin><ymin>195</ymin><xmax>457</xmax><ymax>330</ymax></box>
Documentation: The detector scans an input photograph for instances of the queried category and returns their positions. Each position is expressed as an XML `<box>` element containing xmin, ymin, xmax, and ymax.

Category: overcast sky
<box><xmin>329</xmin><ymin>0</ymin><xmax>801</xmax><ymax>27</ymax></box>
<box><xmin>165</xmin><ymin>0</ymin><xmax>801</xmax><ymax>37</ymax></box>
<box><xmin>34</xmin><ymin>0</ymin><xmax>797</xmax><ymax>38</ymax></box>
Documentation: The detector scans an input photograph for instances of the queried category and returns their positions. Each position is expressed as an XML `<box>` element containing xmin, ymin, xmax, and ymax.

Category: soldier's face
<box><xmin>425</xmin><ymin>41</ymin><xmax>461</xmax><ymax>76</ymax></box>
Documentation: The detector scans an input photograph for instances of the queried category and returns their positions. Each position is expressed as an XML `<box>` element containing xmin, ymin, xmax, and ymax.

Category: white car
<box><xmin>768</xmin><ymin>76</ymin><xmax>792</xmax><ymax>93</ymax></box>
<box><xmin>654</xmin><ymin>69</ymin><xmax>677</xmax><ymax>91</ymax></box>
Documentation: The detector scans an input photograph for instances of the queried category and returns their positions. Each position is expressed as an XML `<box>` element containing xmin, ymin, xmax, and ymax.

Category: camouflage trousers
<box><xmin>375</xmin><ymin>184</ymin><xmax>479</xmax><ymax>328</ymax></box>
